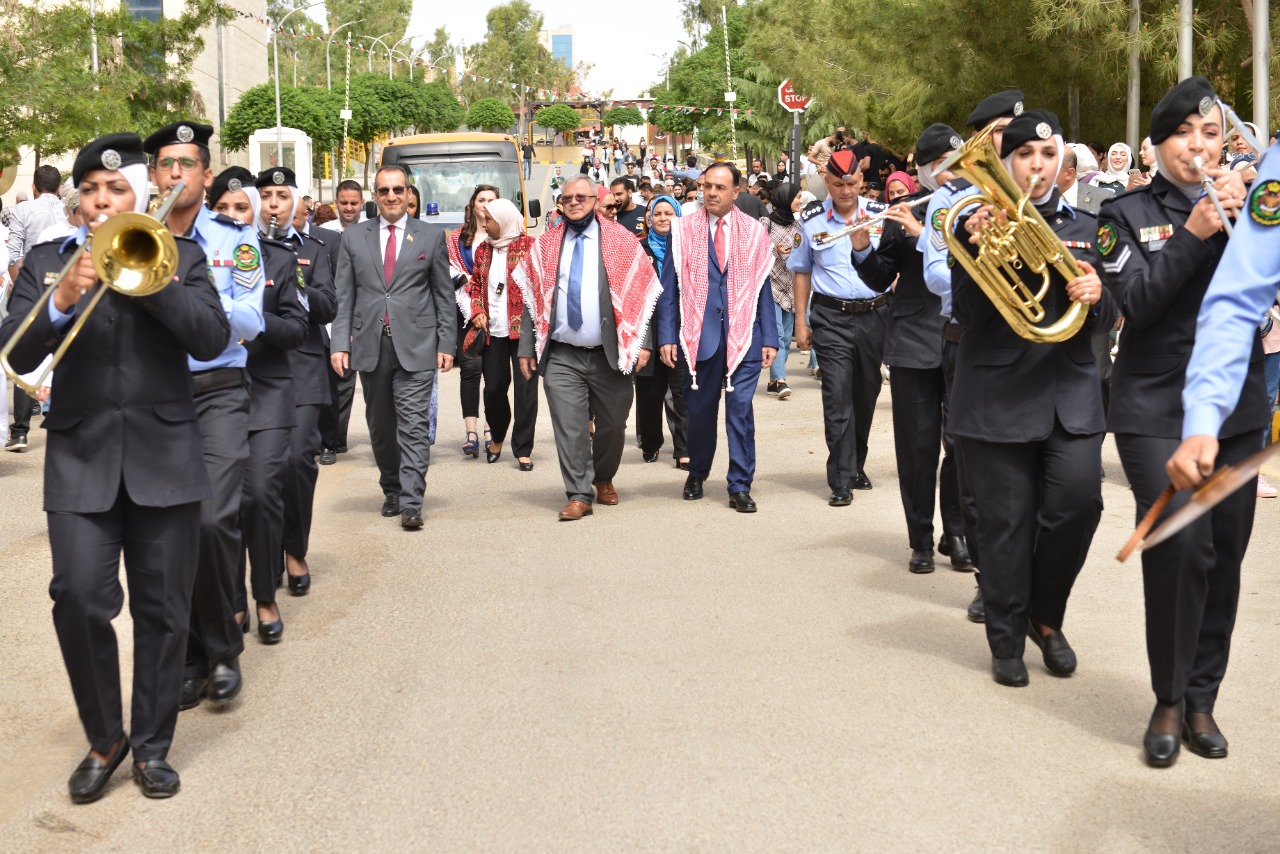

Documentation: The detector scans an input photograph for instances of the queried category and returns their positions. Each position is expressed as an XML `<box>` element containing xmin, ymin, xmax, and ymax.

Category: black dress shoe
<box><xmin>908</xmin><ymin>549</ymin><xmax>935</xmax><ymax>573</ymax></box>
<box><xmin>518</xmin><ymin>461</ymin><xmax>534</xmax><ymax>472</ymax></box>
<box><xmin>852</xmin><ymin>472</ymin><xmax>872</xmax><ymax>490</ymax></box>
<box><xmin>729</xmin><ymin>491</ymin><xmax>757</xmax><ymax>512</ymax></box>
<box><xmin>401</xmin><ymin>509</ymin><xmax>424</xmax><ymax>529</ymax></box>
<box><xmin>642</xmin><ymin>450</ymin><xmax>659</xmax><ymax>463</ymax></box>
<box><xmin>319</xmin><ymin>448</ymin><xmax>337</xmax><ymax>465</ymax></box>
<box><xmin>178</xmin><ymin>677</ymin><xmax>207</xmax><ymax>711</ymax></box>
<box><xmin>333</xmin><ymin>444</ymin><xmax>348</xmax><ymax>454</ymax></box>
<box><xmin>675</xmin><ymin>460</ymin><xmax>690</xmax><ymax>471</ymax></box>
<box><xmin>937</xmin><ymin>534</ymin><xmax>975</xmax><ymax>570</ymax></box>
<box><xmin>1182</xmin><ymin>718</ymin><xmax>1228</xmax><ymax>759</ymax></box>
<box><xmin>1143</xmin><ymin>702</ymin><xmax>1184</xmax><ymax>768</ymax></box>
<box><xmin>258</xmin><ymin>617</ymin><xmax>283</xmax><ymax>645</ymax></box>
<box><xmin>486</xmin><ymin>448</ymin><xmax>502</xmax><ymax>464</ymax></box>
<box><xmin>68</xmin><ymin>740</ymin><xmax>129</xmax><ymax>804</ymax></box>
<box><xmin>380</xmin><ymin>497</ymin><xmax>399</xmax><ymax>517</ymax></box>
<box><xmin>133</xmin><ymin>760</ymin><xmax>180</xmax><ymax>799</ymax></box>
<box><xmin>1028</xmin><ymin>624</ymin><xmax>1077</xmax><ymax>675</ymax></box>
<box><xmin>992</xmin><ymin>657</ymin><xmax>1029</xmax><ymax>687</ymax></box>
<box><xmin>683</xmin><ymin>474</ymin><xmax>704</xmax><ymax>501</ymax></box>
<box><xmin>828</xmin><ymin>486</ymin><xmax>852</xmax><ymax>507</ymax></box>
<box><xmin>287</xmin><ymin>572</ymin><xmax>311</xmax><ymax>596</ymax></box>
<box><xmin>967</xmin><ymin>584</ymin><xmax>986</xmax><ymax>623</ymax></box>
<box><xmin>207</xmin><ymin>660</ymin><xmax>242</xmax><ymax>704</ymax></box>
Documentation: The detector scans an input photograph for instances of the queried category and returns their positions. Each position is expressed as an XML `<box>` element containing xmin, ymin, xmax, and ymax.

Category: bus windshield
<box><xmin>401</xmin><ymin>160</ymin><xmax>523</xmax><ymax>227</ymax></box>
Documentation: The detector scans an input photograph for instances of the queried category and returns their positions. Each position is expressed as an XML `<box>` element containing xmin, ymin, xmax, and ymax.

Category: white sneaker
<box><xmin>1258</xmin><ymin>476</ymin><xmax>1277</xmax><ymax>499</ymax></box>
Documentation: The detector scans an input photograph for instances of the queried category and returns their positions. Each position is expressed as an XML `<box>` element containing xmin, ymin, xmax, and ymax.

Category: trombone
<box><xmin>812</xmin><ymin>193</ymin><xmax>936</xmax><ymax>247</ymax></box>
<box><xmin>0</xmin><ymin>182</ymin><xmax>184</xmax><ymax>394</ymax></box>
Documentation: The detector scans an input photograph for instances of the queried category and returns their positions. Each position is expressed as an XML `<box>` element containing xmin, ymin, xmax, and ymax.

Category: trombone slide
<box><xmin>1192</xmin><ymin>156</ymin><xmax>1234</xmax><ymax>237</ymax></box>
<box><xmin>812</xmin><ymin>192</ymin><xmax>935</xmax><ymax>247</ymax></box>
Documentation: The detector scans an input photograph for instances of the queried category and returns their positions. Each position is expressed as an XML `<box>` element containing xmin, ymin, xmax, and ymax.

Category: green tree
<box><xmin>603</xmin><ymin>106</ymin><xmax>644</xmax><ymax>128</ymax></box>
<box><xmin>534</xmin><ymin>103</ymin><xmax>581</xmax><ymax>137</ymax></box>
<box><xmin>409</xmin><ymin>80</ymin><xmax>466</xmax><ymax>132</ymax></box>
<box><xmin>220</xmin><ymin>84</ymin><xmax>339</xmax><ymax>152</ymax></box>
<box><xmin>467</xmin><ymin>98</ymin><xmax>516</xmax><ymax>132</ymax></box>
<box><xmin>464</xmin><ymin>1</ymin><xmax>576</xmax><ymax>132</ymax></box>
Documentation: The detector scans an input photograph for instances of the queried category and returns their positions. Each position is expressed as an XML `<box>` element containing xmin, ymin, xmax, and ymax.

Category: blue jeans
<box><xmin>523</xmin><ymin>158</ymin><xmax>532</xmax><ymax>179</ymax></box>
<box><xmin>805</xmin><ymin>299</ymin><xmax>818</xmax><ymax>369</ymax></box>
<box><xmin>1265</xmin><ymin>352</ymin><xmax>1280</xmax><ymax>411</ymax></box>
<box><xmin>771</xmin><ymin>302</ymin><xmax>794</xmax><ymax>381</ymax></box>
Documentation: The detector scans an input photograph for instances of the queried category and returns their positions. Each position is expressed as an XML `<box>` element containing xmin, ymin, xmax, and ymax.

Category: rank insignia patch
<box><xmin>1248</xmin><ymin>180</ymin><xmax>1280</xmax><ymax>226</ymax></box>
<box><xmin>1098</xmin><ymin>223</ymin><xmax>1118</xmax><ymax>256</ymax></box>
<box><xmin>931</xmin><ymin>208</ymin><xmax>948</xmax><ymax>231</ymax></box>
<box><xmin>234</xmin><ymin>244</ymin><xmax>260</xmax><ymax>271</ymax></box>
<box><xmin>793</xmin><ymin>232</ymin><xmax>802</xmax><ymax>248</ymax></box>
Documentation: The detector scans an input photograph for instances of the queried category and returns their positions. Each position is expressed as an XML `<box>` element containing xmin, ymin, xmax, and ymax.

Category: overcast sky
<box><xmin>404</xmin><ymin>0</ymin><xmax>684</xmax><ymax>98</ymax></box>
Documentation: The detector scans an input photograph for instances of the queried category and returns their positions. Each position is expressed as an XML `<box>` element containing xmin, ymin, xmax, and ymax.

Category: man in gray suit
<box><xmin>331</xmin><ymin>164</ymin><xmax>456</xmax><ymax>528</ymax></box>
<box><xmin>1057</xmin><ymin>148</ymin><xmax>1115</xmax><ymax>215</ymax></box>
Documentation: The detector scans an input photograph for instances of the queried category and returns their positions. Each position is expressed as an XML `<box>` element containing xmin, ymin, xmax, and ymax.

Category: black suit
<box><xmin>854</xmin><ymin>190</ymin><xmax>963</xmax><ymax>550</ymax></box>
<box><xmin>1099</xmin><ymin>175</ymin><xmax>1268</xmax><ymax>712</ymax></box>
<box><xmin>280</xmin><ymin>231</ymin><xmax>337</xmax><ymax>559</ymax></box>
<box><xmin>317</xmin><ymin>227</ymin><xmax>357</xmax><ymax>451</ymax></box>
<box><xmin>634</xmin><ymin>241</ymin><xmax>688</xmax><ymax>461</ymax></box>
<box><xmin>1</xmin><ymin>234</ymin><xmax>228</xmax><ymax>761</ymax></box>
<box><xmin>950</xmin><ymin>194</ymin><xmax>1114</xmax><ymax>660</ymax></box>
<box><xmin>239</xmin><ymin>239</ymin><xmax>309</xmax><ymax>608</ymax></box>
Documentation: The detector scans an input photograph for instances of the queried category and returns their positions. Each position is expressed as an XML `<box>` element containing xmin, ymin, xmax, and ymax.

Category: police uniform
<box><xmin>1098</xmin><ymin>78</ymin><xmax>1270</xmax><ymax>765</ymax></box>
<box><xmin>0</xmin><ymin>133</ymin><xmax>230</xmax><ymax>801</ymax></box>
<box><xmin>786</xmin><ymin>149</ymin><xmax>889</xmax><ymax>499</ymax></box>
<box><xmin>853</xmin><ymin>123</ymin><xmax>971</xmax><ymax>571</ymax></box>
<box><xmin>948</xmin><ymin>111</ymin><xmax>1114</xmax><ymax>686</ymax></box>
<box><xmin>143</xmin><ymin>122</ymin><xmax>266</xmax><ymax>707</ymax></box>
<box><xmin>256</xmin><ymin>168</ymin><xmax>338</xmax><ymax>592</ymax></box>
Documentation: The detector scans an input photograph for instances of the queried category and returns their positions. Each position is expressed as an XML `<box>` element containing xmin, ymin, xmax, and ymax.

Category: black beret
<box><xmin>255</xmin><ymin>166</ymin><xmax>297</xmax><ymax>189</ymax></box>
<box><xmin>72</xmin><ymin>132</ymin><xmax>147</xmax><ymax>186</ymax></box>
<box><xmin>210</xmin><ymin>166</ymin><xmax>256</xmax><ymax>205</ymax></box>
<box><xmin>1149</xmin><ymin>76</ymin><xmax>1218</xmax><ymax>145</ymax></box>
<box><xmin>915</xmin><ymin>123</ymin><xmax>964</xmax><ymax>167</ymax></box>
<box><xmin>966</xmin><ymin>90</ymin><xmax>1025</xmax><ymax>130</ymax></box>
<box><xmin>142</xmin><ymin>121</ymin><xmax>214</xmax><ymax>154</ymax></box>
<box><xmin>827</xmin><ymin>149</ymin><xmax>861</xmax><ymax>180</ymax></box>
<box><xmin>999</xmin><ymin>109</ymin><xmax>1063</xmax><ymax>157</ymax></box>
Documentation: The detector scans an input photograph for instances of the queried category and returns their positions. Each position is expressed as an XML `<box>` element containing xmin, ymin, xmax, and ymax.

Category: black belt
<box><xmin>944</xmin><ymin>322</ymin><xmax>966</xmax><ymax>343</ymax></box>
<box><xmin>553</xmin><ymin>340</ymin><xmax>603</xmax><ymax>352</ymax></box>
<box><xmin>812</xmin><ymin>292</ymin><xmax>888</xmax><ymax>314</ymax></box>
<box><xmin>191</xmin><ymin>367</ymin><xmax>248</xmax><ymax>397</ymax></box>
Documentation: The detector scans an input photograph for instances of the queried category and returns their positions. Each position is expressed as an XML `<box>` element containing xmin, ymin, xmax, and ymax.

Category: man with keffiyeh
<box><xmin>656</xmin><ymin>162</ymin><xmax>779</xmax><ymax>513</ymax></box>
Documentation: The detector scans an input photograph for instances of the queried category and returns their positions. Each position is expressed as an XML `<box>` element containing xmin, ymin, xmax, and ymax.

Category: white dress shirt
<box><xmin>552</xmin><ymin>220</ymin><xmax>603</xmax><ymax>347</ymax></box>
<box><xmin>706</xmin><ymin>209</ymin><xmax>731</xmax><ymax>266</ymax></box>
<box><xmin>487</xmin><ymin>250</ymin><xmax>510</xmax><ymax>338</ymax></box>
<box><xmin>1062</xmin><ymin>180</ymin><xmax>1079</xmax><ymax>208</ymax></box>
<box><xmin>378</xmin><ymin>215</ymin><xmax>408</xmax><ymax>271</ymax></box>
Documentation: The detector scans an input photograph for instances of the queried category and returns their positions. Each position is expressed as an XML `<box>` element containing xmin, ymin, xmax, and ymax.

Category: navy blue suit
<box><xmin>657</xmin><ymin>226</ymin><xmax>778</xmax><ymax>494</ymax></box>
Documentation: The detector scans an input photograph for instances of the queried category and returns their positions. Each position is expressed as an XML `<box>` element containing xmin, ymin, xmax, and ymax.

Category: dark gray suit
<box><xmin>331</xmin><ymin>215</ymin><xmax>456</xmax><ymax>513</ymax></box>
<box><xmin>1069</xmin><ymin>182</ymin><xmax>1115</xmax><ymax>216</ymax></box>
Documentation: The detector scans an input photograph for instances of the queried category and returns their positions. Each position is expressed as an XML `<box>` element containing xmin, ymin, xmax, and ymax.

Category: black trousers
<box><xmin>943</xmin><ymin>339</ymin><xmax>981</xmax><ymax>567</ymax></box>
<box><xmin>240</xmin><ymin>426</ymin><xmax>291</xmax><ymax>606</ymax></box>
<box><xmin>635</xmin><ymin>359</ymin><xmax>688</xmax><ymax>459</ymax></box>
<box><xmin>319</xmin><ymin>364</ymin><xmax>356</xmax><ymax>450</ymax></box>
<box><xmin>49</xmin><ymin>487</ymin><xmax>200</xmax><ymax>761</ymax></box>
<box><xmin>1091</xmin><ymin>326</ymin><xmax>1113</xmax><ymax>414</ymax></box>
<box><xmin>481</xmin><ymin>335</ymin><xmax>537</xmax><ymax>457</ymax></box>
<box><xmin>890</xmin><ymin>365</ymin><xmax>963</xmax><ymax>550</ymax></box>
<box><xmin>11</xmin><ymin>384</ymin><xmax>33</xmax><ymax>434</ymax></box>
<box><xmin>810</xmin><ymin>302</ymin><xmax>886</xmax><ymax>490</ymax></box>
<box><xmin>457</xmin><ymin>317</ymin><xmax>482</xmax><ymax>420</ymax></box>
<box><xmin>1116</xmin><ymin>431</ymin><xmax>1260</xmax><ymax>712</ymax></box>
<box><xmin>958</xmin><ymin>419</ymin><xmax>1103</xmax><ymax>659</ymax></box>
<box><xmin>283</xmin><ymin>403</ymin><xmax>322</xmax><ymax>559</ymax></box>
<box><xmin>186</xmin><ymin>384</ymin><xmax>250</xmax><ymax>678</ymax></box>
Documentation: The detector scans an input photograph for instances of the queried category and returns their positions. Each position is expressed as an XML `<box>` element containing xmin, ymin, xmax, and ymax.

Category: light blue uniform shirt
<box><xmin>787</xmin><ymin>197</ymin><xmax>885</xmax><ymax>300</ymax></box>
<box><xmin>188</xmin><ymin>204</ymin><xmax>264</xmax><ymax>371</ymax></box>
<box><xmin>917</xmin><ymin>180</ymin><xmax>980</xmax><ymax>316</ymax></box>
<box><xmin>1182</xmin><ymin>142</ymin><xmax>1280</xmax><ymax>438</ymax></box>
<box><xmin>47</xmin><ymin>228</ymin><xmax>88</xmax><ymax>330</ymax></box>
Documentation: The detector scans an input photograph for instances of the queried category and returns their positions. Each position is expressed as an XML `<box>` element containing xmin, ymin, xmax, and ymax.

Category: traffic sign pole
<box><xmin>777</xmin><ymin>79</ymin><xmax>812</xmax><ymax>182</ymax></box>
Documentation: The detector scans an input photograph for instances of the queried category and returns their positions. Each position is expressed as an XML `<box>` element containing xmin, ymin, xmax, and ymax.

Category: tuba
<box><xmin>940</xmin><ymin>125</ymin><xmax>1086</xmax><ymax>344</ymax></box>
<box><xmin>0</xmin><ymin>183</ymin><xmax>183</xmax><ymax>393</ymax></box>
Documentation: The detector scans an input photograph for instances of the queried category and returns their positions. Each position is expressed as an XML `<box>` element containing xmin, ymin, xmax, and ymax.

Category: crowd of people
<box><xmin>1</xmin><ymin>74</ymin><xmax>1278</xmax><ymax>805</ymax></box>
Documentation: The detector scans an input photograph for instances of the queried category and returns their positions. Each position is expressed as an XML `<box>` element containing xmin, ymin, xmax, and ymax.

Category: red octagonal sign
<box><xmin>777</xmin><ymin>79</ymin><xmax>811</xmax><ymax>113</ymax></box>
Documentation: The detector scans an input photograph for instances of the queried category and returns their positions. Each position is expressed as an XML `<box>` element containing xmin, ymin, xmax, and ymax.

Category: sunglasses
<box><xmin>601</xmin><ymin>203</ymin><xmax>619</xmax><ymax>212</ymax></box>
<box><xmin>376</xmin><ymin>186</ymin><xmax>407</xmax><ymax>197</ymax></box>
<box><xmin>562</xmin><ymin>194</ymin><xmax>595</xmax><ymax>204</ymax></box>
<box><xmin>156</xmin><ymin>156</ymin><xmax>201</xmax><ymax>171</ymax></box>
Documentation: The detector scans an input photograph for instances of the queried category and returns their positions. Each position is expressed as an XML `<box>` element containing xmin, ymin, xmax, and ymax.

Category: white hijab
<box><xmin>121</xmin><ymin>163</ymin><xmax>151</xmax><ymax>214</ymax></box>
<box><xmin>1094</xmin><ymin>143</ymin><xmax>1132</xmax><ymax>186</ymax></box>
<box><xmin>1002</xmin><ymin>135</ymin><xmax>1064</xmax><ymax>206</ymax></box>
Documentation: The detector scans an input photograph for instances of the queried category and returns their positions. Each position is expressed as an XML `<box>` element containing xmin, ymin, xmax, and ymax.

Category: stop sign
<box><xmin>777</xmin><ymin>79</ymin><xmax>811</xmax><ymax>113</ymax></box>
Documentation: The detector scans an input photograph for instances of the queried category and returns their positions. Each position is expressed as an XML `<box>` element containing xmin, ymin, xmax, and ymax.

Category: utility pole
<box><xmin>1126</xmin><ymin>0</ymin><xmax>1141</xmax><ymax>153</ymax></box>
<box><xmin>1254</xmin><ymin>0</ymin><xmax>1270</xmax><ymax>138</ymax></box>
<box><xmin>1177</xmin><ymin>0</ymin><xmax>1193</xmax><ymax>80</ymax></box>
<box><xmin>721</xmin><ymin>4</ymin><xmax>736</xmax><ymax>160</ymax></box>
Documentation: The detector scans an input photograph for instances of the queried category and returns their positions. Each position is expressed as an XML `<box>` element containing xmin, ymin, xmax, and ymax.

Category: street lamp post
<box><xmin>390</xmin><ymin>49</ymin><xmax>414</xmax><ymax>82</ymax></box>
<box><xmin>327</xmin><ymin>19</ymin><xmax>363</xmax><ymax>201</ymax></box>
<box><xmin>366</xmin><ymin>33</ymin><xmax>394</xmax><ymax>78</ymax></box>
<box><xmin>272</xmin><ymin>1</ymin><xmax>323</xmax><ymax>169</ymax></box>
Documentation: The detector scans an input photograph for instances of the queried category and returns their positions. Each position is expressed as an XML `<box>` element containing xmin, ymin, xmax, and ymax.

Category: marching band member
<box><xmin>1101</xmin><ymin>77</ymin><xmax>1265</xmax><ymax>766</ymax></box>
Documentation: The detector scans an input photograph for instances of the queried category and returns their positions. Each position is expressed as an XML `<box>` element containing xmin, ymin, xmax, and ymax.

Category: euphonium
<box><xmin>940</xmin><ymin>126</ymin><xmax>1086</xmax><ymax>344</ymax></box>
<box><xmin>0</xmin><ymin>182</ymin><xmax>184</xmax><ymax>393</ymax></box>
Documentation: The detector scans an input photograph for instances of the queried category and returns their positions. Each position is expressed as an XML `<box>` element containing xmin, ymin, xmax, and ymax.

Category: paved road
<box><xmin>1</xmin><ymin>363</ymin><xmax>1278</xmax><ymax>851</ymax></box>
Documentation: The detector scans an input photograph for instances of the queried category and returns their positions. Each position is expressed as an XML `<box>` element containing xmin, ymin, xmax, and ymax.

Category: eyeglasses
<box><xmin>601</xmin><ymin>203</ymin><xmax>619</xmax><ymax>212</ymax></box>
<box><xmin>156</xmin><ymin>156</ymin><xmax>200</xmax><ymax>171</ymax></box>
<box><xmin>375</xmin><ymin>186</ymin><xmax>407</xmax><ymax>197</ymax></box>
<box><xmin>562</xmin><ymin>194</ymin><xmax>594</xmax><ymax>204</ymax></box>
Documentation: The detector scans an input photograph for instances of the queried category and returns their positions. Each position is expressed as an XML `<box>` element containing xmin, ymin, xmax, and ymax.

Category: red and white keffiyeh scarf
<box><xmin>512</xmin><ymin>214</ymin><xmax>662</xmax><ymax>374</ymax></box>
<box><xmin>669</xmin><ymin>206</ymin><xmax>775</xmax><ymax>390</ymax></box>
<box><xmin>446</xmin><ymin>229</ymin><xmax>470</xmax><ymax>282</ymax></box>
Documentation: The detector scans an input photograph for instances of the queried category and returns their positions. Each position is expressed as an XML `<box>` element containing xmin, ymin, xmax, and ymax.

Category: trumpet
<box><xmin>813</xmin><ymin>193</ymin><xmax>936</xmax><ymax>247</ymax></box>
<box><xmin>1192</xmin><ymin>156</ymin><xmax>1234</xmax><ymax>237</ymax></box>
<box><xmin>0</xmin><ymin>182</ymin><xmax>184</xmax><ymax>394</ymax></box>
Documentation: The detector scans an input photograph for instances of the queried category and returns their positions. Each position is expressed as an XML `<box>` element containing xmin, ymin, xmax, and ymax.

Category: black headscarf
<box><xmin>768</xmin><ymin>182</ymin><xmax>801</xmax><ymax>227</ymax></box>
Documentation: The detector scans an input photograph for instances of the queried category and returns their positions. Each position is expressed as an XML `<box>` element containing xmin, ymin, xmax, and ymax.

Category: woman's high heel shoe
<box><xmin>257</xmin><ymin>608</ymin><xmax>283</xmax><ymax>645</ymax></box>
<box><xmin>487</xmin><ymin>446</ymin><xmax>502</xmax><ymax>464</ymax></box>
<box><xmin>462</xmin><ymin>431</ymin><xmax>479</xmax><ymax>458</ymax></box>
<box><xmin>287</xmin><ymin>572</ymin><xmax>311</xmax><ymax>596</ymax></box>
<box><xmin>1143</xmin><ymin>700</ymin><xmax>1183</xmax><ymax>768</ymax></box>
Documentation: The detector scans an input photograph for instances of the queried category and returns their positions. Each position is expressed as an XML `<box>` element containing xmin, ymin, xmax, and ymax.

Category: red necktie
<box><xmin>713</xmin><ymin>218</ymin><xmax>726</xmax><ymax>272</ymax></box>
<box><xmin>383</xmin><ymin>224</ymin><xmax>396</xmax><ymax>324</ymax></box>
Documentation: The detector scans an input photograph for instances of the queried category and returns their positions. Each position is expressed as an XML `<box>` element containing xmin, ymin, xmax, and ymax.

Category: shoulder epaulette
<box><xmin>211</xmin><ymin>212</ymin><xmax>248</xmax><ymax>229</ymax></box>
<box><xmin>943</xmin><ymin>178</ymin><xmax>972</xmax><ymax>193</ymax></box>
<box><xmin>800</xmin><ymin>200</ymin><xmax>825</xmax><ymax>222</ymax></box>
<box><xmin>863</xmin><ymin>200</ymin><xmax>889</xmax><ymax>214</ymax></box>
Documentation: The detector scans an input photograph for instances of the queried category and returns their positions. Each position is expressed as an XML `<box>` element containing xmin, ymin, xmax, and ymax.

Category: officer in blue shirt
<box><xmin>788</xmin><ymin>149</ymin><xmax>888</xmax><ymax>504</ymax></box>
<box><xmin>1170</xmin><ymin>139</ymin><xmax>1280</xmax><ymax>490</ymax></box>
<box><xmin>144</xmin><ymin>121</ymin><xmax>264</xmax><ymax>712</ymax></box>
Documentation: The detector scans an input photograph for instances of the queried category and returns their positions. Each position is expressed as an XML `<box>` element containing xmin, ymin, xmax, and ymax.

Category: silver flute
<box><xmin>1192</xmin><ymin>156</ymin><xmax>1234</xmax><ymax>237</ymax></box>
<box><xmin>813</xmin><ymin>192</ymin><xmax>936</xmax><ymax>246</ymax></box>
